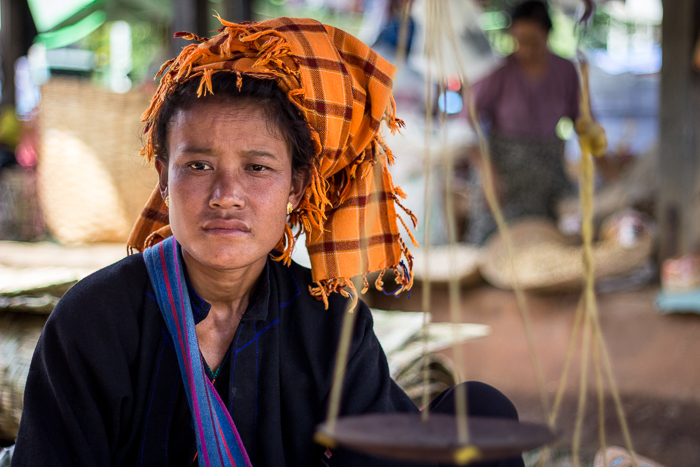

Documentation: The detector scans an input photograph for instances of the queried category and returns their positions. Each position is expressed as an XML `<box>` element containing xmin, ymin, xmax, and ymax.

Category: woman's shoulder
<box><xmin>270</xmin><ymin>258</ymin><xmax>364</xmax><ymax>309</ymax></box>
<box><xmin>478</xmin><ymin>57</ymin><xmax>510</xmax><ymax>82</ymax></box>
<box><xmin>60</xmin><ymin>253</ymin><xmax>149</xmax><ymax>304</ymax></box>
<box><xmin>49</xmin><ymin>253</ymin><xmax>152</xmax><ymax>330</ymax></box>
<box><xmin>548</xmin><ymin>52</ymin><xmax>578</xmax><ymax>75</ymax></box>
<box><xmin>268</xmin><ymin>260</ymin><xmax>380</xmax><ymax>372</ymax></box>
<box><xmin>268</xmin><ymin>258</ymin><xmax>375</xmax><ymax>329</ymax></box>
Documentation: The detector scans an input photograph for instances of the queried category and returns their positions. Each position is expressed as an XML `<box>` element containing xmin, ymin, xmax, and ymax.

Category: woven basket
<box><xmin>0</xmin><ymin>313</ymin><xmax>46</xmax><ymax>439</ymax></box>
<box><xmin>480</xmin><ymin>213</ymin><xmax>655</xmax><ymax>293</ymax></box>
<box><xmin>38</xmin><ymin>78</ymin><xmax>157</xmax><ymax>243</ymax></box>
<box><xmin>0</xmin><ymin>168</ymin><xmax>44</xmax><ymax>241</ymax></box>
<box><xmin>412</xmin><ymin>244</ymin><xmax>483</xmax><ymax>286</ymax></box>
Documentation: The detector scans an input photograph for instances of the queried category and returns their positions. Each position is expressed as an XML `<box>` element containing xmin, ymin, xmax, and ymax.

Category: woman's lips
<box><xmin>202</xmin><ymin>219</ymin><xmax>250</xmax><ymax>235</ymax></box>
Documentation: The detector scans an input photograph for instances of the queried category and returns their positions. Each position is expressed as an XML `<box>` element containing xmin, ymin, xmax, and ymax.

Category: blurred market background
<box><xmin>0</xmin><ymin>0</ymin><xmax>699</xmax><ymax>465</ymax></box>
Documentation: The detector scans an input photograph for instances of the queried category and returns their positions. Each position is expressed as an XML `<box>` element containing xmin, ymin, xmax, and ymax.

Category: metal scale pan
<box><xmin>316</xmin><ymin>413</ymin><xmax>558</xmax><ymax>465</ymax></box>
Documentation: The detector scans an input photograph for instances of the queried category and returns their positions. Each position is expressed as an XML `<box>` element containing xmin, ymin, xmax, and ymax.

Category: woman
<box><xmin>467</xmin><ymin>1</ymin><xmax>579</xmax><ymax>245</ymax></box>
<box><xmin>13</xmin><ymin>17</ymin><xmax>523</xmax><ymax>467</ymax></box>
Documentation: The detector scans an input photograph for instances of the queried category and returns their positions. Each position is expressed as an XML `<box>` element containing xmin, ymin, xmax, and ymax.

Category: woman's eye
<box><xmin>188</xmin><ymin>162</ymin><xmax>210</xmax><ymax>171</ymax></box>
<box><xmin>249</xmin><ymin>164</ymin><xmax>267</xmax><ymax>172</ymax></box>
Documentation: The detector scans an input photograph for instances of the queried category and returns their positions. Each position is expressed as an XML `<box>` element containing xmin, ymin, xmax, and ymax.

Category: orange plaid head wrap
<box><xmin>128</xmin><ymin>16</ymin><xmax>418</xmax><ymax>306</ymax></box>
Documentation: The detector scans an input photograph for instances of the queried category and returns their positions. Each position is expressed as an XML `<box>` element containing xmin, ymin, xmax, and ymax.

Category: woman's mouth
<box><xmin>201</xmin><ymin>219</ymin><xmax>250</xmax><ymax>236</ymax></box>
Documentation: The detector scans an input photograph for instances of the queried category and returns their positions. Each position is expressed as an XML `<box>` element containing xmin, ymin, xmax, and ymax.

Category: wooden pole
<box><xmin>658</xmin><ymin>0</ymin><xmax>700</xmax><ymax>259</ymax></box>
<box><xmin>0</xmin><ymin>0</ymin><xmax>34</xmax><ymax>107</ymax></box>
<box><xmin>0</xmin><ymin>0</ymin><xmax>15</xmax><ymax>106</ymax></box>
<box><xmin>171</xmin><ymin>0</ymin><xmax>210</xmax><ymax>58</ymax></box>
<box><xmin>222</xmin><ymin>0</ymin><xmax>253</xmax><ymax>23</ymax></box>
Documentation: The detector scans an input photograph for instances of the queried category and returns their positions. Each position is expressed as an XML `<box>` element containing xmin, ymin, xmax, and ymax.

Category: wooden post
<box><xmin>658</xmin><ymin>0</ymin><xmax>700</xmax><ymax>259</ymax></box>
<box><xmin>0</xmin><ymin>0</ymin><xmax>34</xmax><ymax>107</ymax></box>
<box><xmin>171</xmin><ymin>0</ymin><xmax>210</xmax><ymax>58</ymax></box>
<box><xmin>170</xmin><ymin>0</ymin><xmax>253</xmax><ymax>58</ymax></box>
<box><xmin>222</xmin><ymin>0</ymin><xmax>253</xmax><ymax>23</ymax></box>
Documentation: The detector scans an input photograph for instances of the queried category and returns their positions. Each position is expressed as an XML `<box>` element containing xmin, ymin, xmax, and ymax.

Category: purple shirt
<box><xmin>473</xmin><ymin>52</ymin><xmax>580</xmax><ymax>140</ymax></box>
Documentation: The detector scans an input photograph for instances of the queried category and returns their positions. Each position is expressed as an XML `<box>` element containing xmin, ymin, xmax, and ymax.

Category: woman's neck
<box><xmin>183</xmin><ymin>250</ymin><xmax>267</xmax><ymax>371</ymax></box>
<box><xmin>182</xmin><ymin>249</ymin><xmax>266</xmax><ymax>317</ymax></box>
<box><xmin>517</xmin><ymin>52</ymin><xmax>549</xmax><ymax>80</ymax></box>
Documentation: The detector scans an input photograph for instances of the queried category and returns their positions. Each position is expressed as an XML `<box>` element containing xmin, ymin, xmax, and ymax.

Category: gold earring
<box><xmin>164</xmin><ymin>195</ymin><xmax>170</xmax><ymax>208</ymax></box>
<box><xmin>287</xmin><ymin>202</ymin><xmax>293</xmax><ymax>215</ymax></box>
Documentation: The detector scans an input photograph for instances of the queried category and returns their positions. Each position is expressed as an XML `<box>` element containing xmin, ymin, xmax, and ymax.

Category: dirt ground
<box><xmin>367</xmin><ymin>282</ymin><xmax>700</xmax><ymax>466</ymax></box>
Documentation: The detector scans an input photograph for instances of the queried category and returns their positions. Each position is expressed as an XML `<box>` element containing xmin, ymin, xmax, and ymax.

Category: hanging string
<box><xmin>593</xmin><ymin>328</ymin><xmax>607</xmax><ymax>467</ymax></box>
<box><xmin>430</xmin><ymin>0</ymin><xmax>471</xmax><ymax>445</ymax></box>
<box><xmin>538</xmin><ymin>23</ymin><xmax>638</xmax><ymax>465</ymax></box>
<box><xmin>536</xmin><ymin>296</ymin><xmax>584</xmax><ymax>467</ymax></box>
<box><xmin>394</xmin><ymin>0</ymin><xmax>414</xmax><ymax>72</ymax></box>
<box><xmin>321</xmin><ymin>162</ymin><xmax>384</xmax><ymax>437</ymax></box>
<box><xmin>572</xmin><ymin>306</ymin><xmax>592</xmax><ymax>466</ymax></box>
<box><xmin>579</xmin><ymin>74</ymin><xmax>611</xmax><ymax>463</ymax></box>
<box><xmin>425</xmin><ymin>0</ymin><xmax>469</xmax><ymax>446</ymax></box>
<box><xmin>576</xmin><ymin>56</ymin><xmax>639</xmax><ymax>467</ymax></box>
<box><xmin>573</xmin><ymin>62</ymin><xmax>596</xmax><ymax>463</ymax></box>
<box><xmin>420</xmin><ymin>0</ymin><xmax>435</xmax><ymax>422</ymax></box>
<box><xmin>322</xmin><ymin>283</ymin><xmax>361</xmax><ymax>436</ymax></box>
<box><xmin>549</xmin><ymin>297</ymin><xmax>585</xmax><ymax>426</ymax></box>
<box><xmin>593</xmin><ymin>311</ymin><xmax>639</xmax><ymax>466</ymax></box>
<box><xmin>441</xmin><ymin>0</ymin><xmax>552</xmax><ymax>425</ymax></box>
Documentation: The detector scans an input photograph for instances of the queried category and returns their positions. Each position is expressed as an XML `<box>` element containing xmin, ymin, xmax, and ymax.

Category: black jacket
<box><xmin>13</xmin><ymin>254</ymin><xmax>422</xmax><ymax>466</ymax></box>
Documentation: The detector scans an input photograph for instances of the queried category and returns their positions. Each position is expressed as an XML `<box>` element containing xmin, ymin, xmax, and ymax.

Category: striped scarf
<box><xmin>128</xmin><ymin>16</ymin><xmax>417</xmax><ymax>307</ymax></box>
<box><xmin>143</xmin><ymin>236</ymin><xmax>252</xmax><ymax>467</ymax></box>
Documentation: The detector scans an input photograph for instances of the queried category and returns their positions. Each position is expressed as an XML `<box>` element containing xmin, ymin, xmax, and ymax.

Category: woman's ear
<box><xmin>155</xmin><ymin>158</ymin><xmax>169</xmax><ymax>200</ymax></box>
<box><xmin>289</xmin><ymin>170</ymin><xmax>311</xmax><ymax>209</ymax></box>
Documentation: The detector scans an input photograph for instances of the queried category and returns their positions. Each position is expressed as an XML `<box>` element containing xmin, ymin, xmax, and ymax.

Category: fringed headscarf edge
<box><xmin>135</xmin><ymin>17</ymin><xmax>418</xmax><ymax>309</ymax></box>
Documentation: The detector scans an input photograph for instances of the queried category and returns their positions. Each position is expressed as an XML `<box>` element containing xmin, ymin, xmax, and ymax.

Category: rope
<box><xmin>572</xmin><ymin>311</ymin><xmax>592</xmax><ymax>467</ymax></box>
<box><xmin>536</xmin><ymin>296</ymin><xmax>585</xmax><ymax>467</ymax></box>
<box><xmin>324</xmin><ymin>293</ymin><xmax>361</xmax><ymax>433</ymax></box>
<box><xmin>420</xmin><ymin>0</ymin><xmax>435</xmax><ymax>422</ymax></box>
<box><xmin>324</xmin><ymin>161</ymin><xmax>384</xmax><ymax>433</ymax></box>
<box><xmin>550</xmin><ymin>297</ymin><xmax>585</xmax><ymax>426</ymax></box>
<box><xmin>573</xmin><ymin>90</ymin><xmax>596</xmax><ymax>464</ymax></box>
<box><xmin>424</xmin><ymin>0</ymin><xmax>470</xmax><ymax>443</ymax></box>
<box><xmin>593</xmin><ymin>329</ymin><xmax>607</xmax><ymax>467</ymax></box>
<box><xmin>421</xmin><ymin>17</ymin><xmax>433</xmax><ymax>422</ymax></box>
<box><xmin>394</xmin><ymin>0</ymin><xmax>414</xmax><ymax>72</ymax></box>
<box><xmin>436</xmin><ymin>0</ymin><xmax>470</xmax><ymax>444</ymax></box>
<box><xmin>575</xmin><ymin>58</ymin><xmax>638</xmax><ymax>467</ymax></box>
<box><xmin>441</xmin><ymin>0</ymin><xmax>552</xmax><ymax>426</ymax></box>
<box><xmin>381</xmin><ymin>0</ymin><xmax>431</xmax><ymax>422</ymax></box>
<box><xmin>594</xmin><ymin>316</ymin><xmax>639</xmax><ymax>466</ymax></box>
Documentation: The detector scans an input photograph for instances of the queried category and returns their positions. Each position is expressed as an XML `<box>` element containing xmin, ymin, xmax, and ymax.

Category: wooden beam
<box><xmin>658</xmin><ymin>0</ymin><xmax>700</xmax><ymax>259</ymax></box>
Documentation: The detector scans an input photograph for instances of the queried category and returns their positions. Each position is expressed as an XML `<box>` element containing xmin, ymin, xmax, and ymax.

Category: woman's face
<box><xmin>157</xmin><ymin>99</ymin><xmax>307</xmax><ymax>273</ymax></box>
<box><xmin>510</xmin><ymin>19</ymin><xmax>549</xmax><ymax>65</ymax></box>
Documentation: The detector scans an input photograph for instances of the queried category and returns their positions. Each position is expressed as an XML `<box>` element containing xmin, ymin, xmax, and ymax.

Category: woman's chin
<box><xmin>181</xmin><ymin>241</ymin><xmax>269</xmax><ymax>273</ymax></box>
<box><xmin>207</xmin><ymin>252</ymin><xmax>258</xmax><ymax>270</ymax></box>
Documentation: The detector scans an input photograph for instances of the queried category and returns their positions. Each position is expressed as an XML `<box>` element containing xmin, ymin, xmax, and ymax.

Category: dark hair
<box><xmin>152</xmin><ymin>73</ymin><xmax>316</xmax><ymax>179</ymax></box>
<box><xmin>511</xmin><ymin>1</ymin><xmax>553</xmax><ymax>32</ymax></box>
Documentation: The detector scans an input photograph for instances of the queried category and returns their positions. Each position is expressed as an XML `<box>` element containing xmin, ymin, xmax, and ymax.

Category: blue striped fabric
<box><xmin>144</xmin><ymin>236</ymin><xmax>252</xmax><ymax>467</ymax></box>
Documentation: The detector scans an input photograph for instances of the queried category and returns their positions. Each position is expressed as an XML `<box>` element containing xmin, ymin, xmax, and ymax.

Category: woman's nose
<box><xmin>209</xmin><ymin>170</ymin><xmax>245</xmax><ymax>209</ymax></box>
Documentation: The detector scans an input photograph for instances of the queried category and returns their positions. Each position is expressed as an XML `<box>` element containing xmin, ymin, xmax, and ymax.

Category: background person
<box><xmin>467</xmin><ymin>0</ymin><xmax>579</xmax><ymax>245</ymax></box>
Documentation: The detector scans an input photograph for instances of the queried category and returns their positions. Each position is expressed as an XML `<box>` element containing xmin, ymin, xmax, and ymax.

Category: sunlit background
<box><xmin>1</xmin><ymin>0</ymin><xmax>660</xmax><ymax>248</ymax></box>
<box><xmin>3</xmin><ymin>2</ymin><xmax>698</xmax><ymax>466</ymax></box>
